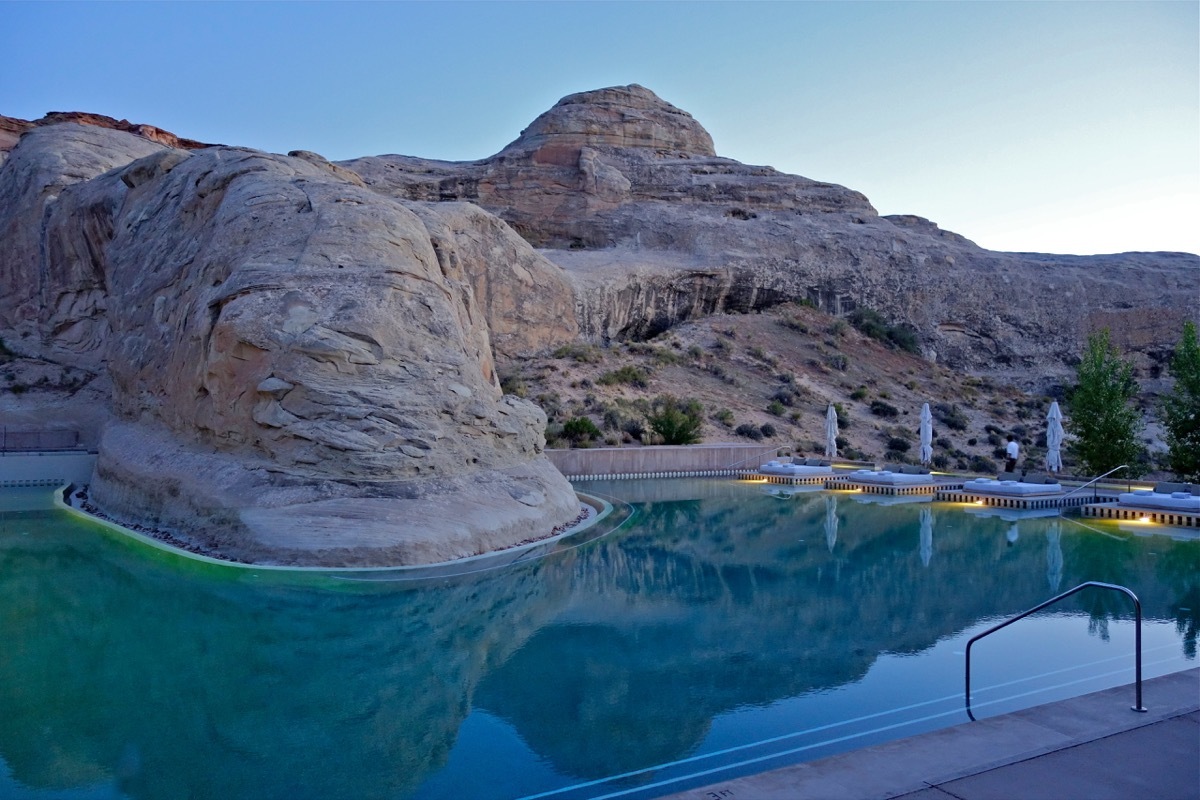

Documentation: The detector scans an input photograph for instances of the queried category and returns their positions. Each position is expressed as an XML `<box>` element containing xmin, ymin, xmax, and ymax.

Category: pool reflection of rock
<box><xmin>0</xmin><ymin>484</ymin><xmax>1195</xmax><ymax>798</ymax></box>
<box><xmin>0</xmin><ymin>510</ymin><xmax>574</xmax><ymax>800</ymax></box>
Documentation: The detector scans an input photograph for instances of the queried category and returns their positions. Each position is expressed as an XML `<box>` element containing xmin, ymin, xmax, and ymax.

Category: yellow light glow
<box><xmin>1139</xmin><ymin>515</ymin><xmax>1152</xmax><ymax>524</ymax></box>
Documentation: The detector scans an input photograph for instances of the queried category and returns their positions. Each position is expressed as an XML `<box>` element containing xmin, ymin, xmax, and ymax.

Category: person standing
<box><xmin>1005</xmin><ymin>435</ymin><xmax>1020</xmax><ymax>472</ymax></box>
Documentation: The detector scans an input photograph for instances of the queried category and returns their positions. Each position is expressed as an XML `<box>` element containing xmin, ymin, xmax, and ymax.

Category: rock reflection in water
<box><xmin>0</xmin><ymin>482</ymin><xmax>1196</xmax><ymax>799</ymax></box>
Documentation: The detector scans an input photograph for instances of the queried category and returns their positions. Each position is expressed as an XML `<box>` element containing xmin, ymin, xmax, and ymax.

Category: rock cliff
<box><xmin>342</xmin><ymin>84</ymin><xmax>1198</xmax><ymax>389</ymax></box>
<box><xmin>0</xmin><ymin>123</ymin><xmax>580</xmax><ymax>565</ymax></box>
<box><xmin>3</xmin><ymin>85</ymin><xmax>1197</xmax><ymax>563</ymax></box>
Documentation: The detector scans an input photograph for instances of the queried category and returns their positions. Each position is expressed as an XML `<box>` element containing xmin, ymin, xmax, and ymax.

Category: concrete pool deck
<box><xmin>667</xmin><ymin>668</ymin><xmax>1199</xmax><ymax>800</ymax></box>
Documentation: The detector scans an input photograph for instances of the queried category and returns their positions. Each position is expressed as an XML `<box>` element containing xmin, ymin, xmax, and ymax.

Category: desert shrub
<box><xmin>647</xmin><ymin>395</ymin><xmax>703</xmax><ymax>445</ymax></box>
<box><xmin>759</xmin><ymin>423</ymin><xmax>777</xmax><ymax>438</ymax></box>
<box><xmin>771</xmin><ymin>388</ymin><xmax>798</xmax><ymax>407</ymax></box>
<box><xmin>780</xmin><ymin>318</ymin><xmax>808</xmax><ymax>333</ymax></box>
<box><xmin>969</xmin><ymin>455</ymin><xmax>998</xmax><ymax>474</ymax></box>
<box><xmin>850</xmin><ymin>387</ymin><xmax>868</xmax><ymax>401</ymax></box>
<box><xmin>713</xmin><ymin>408</ymin><xmax>734</xmax><ymax>427</ymax></box>
<box><xmin>848</xmin><ymin>308</ymin><xmax>921</xmax><ymax>353</ymax></box>
<box><xmin>687</xmin><ymin>345</ymin><xmax>704</xmax><ymax>360</ymax></box>
<box><xmin>621</xmin><ymin>417</ymin><xmax>647</xmax><ymax>441</ymax></box>
<box><xmin>826</xmin><ymin>353</ymin><xmax>848</xmax><ymax>371</ymax></box>
<box><xmin>836</xmin><ymin>435</ymin><xmax>849</xmax><ymax>450</ymax></box>
<box><xmin>563</xmin><ymin>416</ymin><xmax>601</xmax><ymax>444</ymax></box>
<box><xmin>735</xmin><ymin>423</ymin><xmax>763</xmax><ymax>441</ymax></box>
<box><xmin>883</xmin><ymin>450</ymin><xmax>909</xmax><ymax>463</ymax></box>
<box><xmin>0</xmin><ymin>338</ymin><xmax>13</xmax><ymax>363</ymax></box>
<box><xmin>870</xmin><ymin>400</ymin><xmax>899</xmax><ymax>418</ymax></box>
<box><xmin>767</xmin><ymin>400</ymin><xmax>786</xmax><ymax>416</ymax></box>
<box><xmin>832</xmin><ymin>402</ymin><xmax>851</xmax><ymax>429</ymax></box>
<box><xmin>598</xmin><ymin>366</ymin><xmax>649</xmax><ymax>388</ymax></box>
<box><xmin>934</xmin><ymin>403</ymin><xmax>968</xmax><ymax>431</ymax></box>
<box><xmin>712</xmin><ymin>338</ymin><xmax>731</xmax><ymax>354</ymax></box>
<box><xmin>886</xmin><ymin>437</ymin><xmax>910</xmax><ymax>452</ymax></box>
<box><xmin>931</xmin><ymin>454</ymin><xmax>950</xmax><ymax>470</ymax></box>
<box><xmin>552</xmin><ymin>343</ymin><xmax>603</xmax><ymax>363</ymax></box>
<box><xmin>829</xmin><ymin>320</ymin><xmax>848</xmax><ymax>336</ymax></box>
<box><xmin>499</xmin><ymin>374</ymin><xmax>528</xmax><ymax>398</ymax></box>
<box><xmin>888</xmin><ymin>325</ymin><xmax>921</xmax><ymax>354</ymax></box>
<box><xmin>967</xmin><ymin>437</ymin><xmax>978</xmax><ymax>446</ymax></box>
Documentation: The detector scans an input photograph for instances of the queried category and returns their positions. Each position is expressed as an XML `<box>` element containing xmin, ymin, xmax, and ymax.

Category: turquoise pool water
<box><xmin>0</xmin><ymin>480</ymin><xmax>1195</xmax><ymax>800</ymax></box>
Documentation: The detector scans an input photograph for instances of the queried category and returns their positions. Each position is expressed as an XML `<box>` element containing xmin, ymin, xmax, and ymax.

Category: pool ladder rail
<box><xmin>964</xmin><ymin>581</ymin><xmax>1147</xmax><ymax>722</ymax></box>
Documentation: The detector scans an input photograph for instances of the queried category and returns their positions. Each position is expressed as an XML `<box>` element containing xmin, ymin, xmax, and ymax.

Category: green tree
<box><xmin>1068</xmin><ymin>330</ymin><xmax>1144</xmax><ymax>477</ymax></box>
<box><xmin>1161</xmin><ymin>321</ymin><xmax>1200</xmax><ymax>481</ymax></box>
<box><xmin>647</xmin><ymin>395</ymin><xmax>703</xmax><ymax>445</ymax></box>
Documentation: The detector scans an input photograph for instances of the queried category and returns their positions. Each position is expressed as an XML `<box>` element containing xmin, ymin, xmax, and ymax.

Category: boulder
<box><xmin>0</xmin><ymin>123</ymin><xmax>580</xmax><ymax>566</ymax></box>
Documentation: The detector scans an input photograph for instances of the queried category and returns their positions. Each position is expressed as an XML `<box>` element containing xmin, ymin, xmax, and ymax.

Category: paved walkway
<box><xmin>666</xmin><ymin>668</ymin><xmax>1199</xmax><ymax>800</ymax></box>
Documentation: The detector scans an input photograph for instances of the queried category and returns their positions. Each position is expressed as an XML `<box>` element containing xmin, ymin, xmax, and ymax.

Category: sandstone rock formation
<box><xmin>342</xmin><ymin>84</ymin><xmax>1198</xmax><ymax>390</ymax></box>
<box><xmin>0</xmin><ymin>122</ymin><xmax>580</xmax><ymax>566</ymax></box>
<box><xmin>3</xmin><ymin>85</ymin><xmax>1197</xmax><ymax>563</ymax></box>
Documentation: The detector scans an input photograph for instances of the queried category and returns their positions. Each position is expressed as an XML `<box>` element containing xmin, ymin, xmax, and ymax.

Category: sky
<box><xmin>3</xmin><ymin>1</ymin><xmax>1197</xmax><ymax>256</ymax></box>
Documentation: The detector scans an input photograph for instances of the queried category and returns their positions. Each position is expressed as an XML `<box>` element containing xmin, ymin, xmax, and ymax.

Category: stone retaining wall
<box><xmin>0</xmin><ymin>451</ymin><xmax>97</xmax><ymax>487</ymax></box>
<box><xmin>545</xmin><ymin>443</ymin><xmax>785</xmax><ymax>480</ymax></box>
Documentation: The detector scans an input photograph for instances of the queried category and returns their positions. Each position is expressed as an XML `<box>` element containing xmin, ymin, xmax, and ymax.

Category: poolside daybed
<box><xmin>961</xmin><ymin>472</ymin><xmax>1064</xmax><ymax>497</ymax></box>
<box><xmin>758</xmin><ymin>458</ymin><xmax>836</xmax><ymax>477</ymax></box>
<box><xmin>1116</xmin><ymin>483</ymin><xmax>1200</xmax><ymax>513</ymax></box>
<box><xmin>842</xmin><ymin>465</ymin><xmax>934</xmax><ymax>486</ymax></box>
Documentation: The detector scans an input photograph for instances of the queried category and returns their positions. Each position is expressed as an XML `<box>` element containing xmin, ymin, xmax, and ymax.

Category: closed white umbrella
<box><xmin>1046</xmin><ymin>401</ymin><xmax>1065</xmax><ymax>473</ymax></box>
<box><xmin>825</xmin><ymin>404</ymin><xmax>839</xmax><ymax>459</ymax></box>
<box><xmin>919</xmin><ymin>506</ymin><xmax>933</xmax><ymax>567</ymax></box>
<box><xmin>919</xmin><ymin>403</ymin><xmax>934</xmax><ymax>465</ymax></box>
<box><xmin>824</xmin><ymin>494</ymin><xmax>839</xmax><ymax>552</ymax></box>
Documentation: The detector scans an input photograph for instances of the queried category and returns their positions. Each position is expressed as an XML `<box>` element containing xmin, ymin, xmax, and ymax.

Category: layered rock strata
<box><xmin>0</xmin><ymin>123</ymin><xmax>579</xmax><ymax>565</ymax></box>
<box><xmin>343</xmin><ymin>84</ymin><xmax>1198</xmax><ymax>389</ymax></box>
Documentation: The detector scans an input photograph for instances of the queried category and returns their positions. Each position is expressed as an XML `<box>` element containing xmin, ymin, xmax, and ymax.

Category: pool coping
<box><xmin>663</xmin><ymin>668</ymin><xmax>1200</xmax><ymax>800</ymax></box>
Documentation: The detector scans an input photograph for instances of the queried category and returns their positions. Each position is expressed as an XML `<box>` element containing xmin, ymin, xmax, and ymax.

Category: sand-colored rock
<box><xmin>0</xmin><ymin>123</ymin><xmax>580</xmax><ymax>565</ymax></box>
<box><xmin>342</xmin><ymin>85</ymin><xmax>1199</xmax><ymax>391</ymax></box>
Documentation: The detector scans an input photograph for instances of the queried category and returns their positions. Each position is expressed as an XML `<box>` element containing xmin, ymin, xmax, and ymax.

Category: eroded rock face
<box><xmin>342</xmin><ymin>85</ymin><xmax>1199</xmax><ymax>390</ymax></box>
<box><xmin>0</xmin><ymin>123</ymin><xmax>580</xmax><ymax>565</ymax></box>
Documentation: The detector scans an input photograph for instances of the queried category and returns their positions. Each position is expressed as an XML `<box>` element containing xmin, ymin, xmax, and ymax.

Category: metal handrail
<box><xmin>965</xmin><ymin>581</ymin><xmax>1147</xmax><ymax>721</ymax></box>
<box><xmin>1057</xmin><ymin>464</ymin><xmax>1128</xmax><ymax>508</ymax></box>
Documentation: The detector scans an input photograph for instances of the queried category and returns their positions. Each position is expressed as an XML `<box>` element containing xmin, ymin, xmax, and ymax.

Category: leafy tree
<box><xmin>647</xmin><ymin>395</ymin><xmax>703</xmax><ymax>445</ymax></box>
<box><xmin>1161</xmin><ymin>321</ymin><xmax>1200</xmax><ymax>481</ymax></box>
<box><xmin>1068</xmin><ymin>330</ymin><xmax>1144</xmax><ymax>477</ymax></box>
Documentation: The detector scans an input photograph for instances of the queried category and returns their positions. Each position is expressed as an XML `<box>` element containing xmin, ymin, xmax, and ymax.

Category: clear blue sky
<box><xmin>3</xmin><ymin>1</ymin><xmax>1197</xmax><ymax>256</ymax></box>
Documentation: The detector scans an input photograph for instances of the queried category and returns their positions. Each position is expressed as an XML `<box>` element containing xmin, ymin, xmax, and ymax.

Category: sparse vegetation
<box><xmin>598</xmin><ymin>365</ymin><xmax>650</xmax><ymax>388</ymax></box>
<box><xmin>934</xmin><ymin>403</ymin><xmax>969</xmax><ymax>431</ymax></box>
<box><xmin>553</xmin><ymin>343</ymin><xmax>603</xmax><ymax>363</ymax></box>
<box><xmin>647</xmin><ymin>395</ymin><xmax>704</xmax><ymax>445</ymax></box>
<box><xmin>870</xmin><ymin>400</ymin><xmax>899</xmax><ymax>418</ymax></box>
<box><xmin>735</xmin><ymin>423</ymin><xmax>763</xmax><ymax>441</ymax></box>
<box><xmin>848</xmin><ymin>308</ymin><xmax>921</xmax><ymax>354</ymax></box>
<box><xmin>562</xmin><ymin>416</ymin><xmax>601</xmax><ymax>445</ymax></box>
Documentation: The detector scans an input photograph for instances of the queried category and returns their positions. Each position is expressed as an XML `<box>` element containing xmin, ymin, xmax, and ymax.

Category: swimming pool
<box><xmin>0</xmin><ymin>479</ymin><xmax>1195</xmax><ymax>799</ymax></box>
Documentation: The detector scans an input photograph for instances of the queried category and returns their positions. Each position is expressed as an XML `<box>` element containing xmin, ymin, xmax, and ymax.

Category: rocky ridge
<box><xmin>1</xmin><ymin>85</ymin><xmax>1196</xmax><ymax>564</ymax></box>
<box><xmin>342</xmin><ymin>84</ymin><xmax>1197</xmax><ymax>390</ymax></box>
